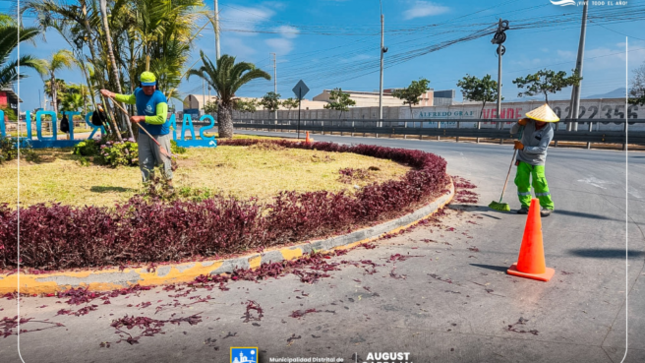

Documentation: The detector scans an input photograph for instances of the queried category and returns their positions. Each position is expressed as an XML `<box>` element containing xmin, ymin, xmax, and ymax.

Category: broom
<box><xmin>108</xmin><ymin>98</ymin><xmax>178</xmax><ymax>171</ymax></box>
<box><xmin>489</xmin><ymin>125</ymin><xmax>524</xmax><ymax>212</ymax></box>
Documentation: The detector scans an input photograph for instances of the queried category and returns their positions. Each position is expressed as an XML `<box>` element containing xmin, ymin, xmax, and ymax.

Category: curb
<box><xmin>0</xmin><ymin>180</ymin><xmax>454</xmax><ymax>294</ymax></box>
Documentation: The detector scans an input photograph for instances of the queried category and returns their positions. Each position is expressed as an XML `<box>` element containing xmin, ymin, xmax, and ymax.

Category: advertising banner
<box><xmin>398</xmin><ymin>98</ymin><xmax>644</xmax><ymax>130</ymax></box>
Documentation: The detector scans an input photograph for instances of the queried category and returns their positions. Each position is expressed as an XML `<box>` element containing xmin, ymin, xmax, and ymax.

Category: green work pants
<box><xmin>514</xmin><ymin>161</ymin><xmax>554</xmax><ymax>210</ymax></box>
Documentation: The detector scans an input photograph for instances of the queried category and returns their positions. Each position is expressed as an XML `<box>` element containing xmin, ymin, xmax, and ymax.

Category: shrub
<box><xmin>170</xmin><ymin>140</ymin><xmax>187</xmax><ymax>155</ymax></box>
<box><xmin>73</xmin><ymin>139</ymin><xmax>99</xmax><ymax>157</ymax></box>
<box><xmin>24</xmin><ymin>149</ymin><xmax>41</xmax><ymax>163</ymax></box>
<box><xmin>140</xmin><ymin>169</ymin><xmax>175</xmax><ymax>202</ymax></box>
<box><xmin>79</xmin><ymin>157</ymin><xmax>91</xmax><ymax>167</ymax></box>
<box><xmin>0</xmin><ymin>136</ymin><xmax>38</xmax><ymax>164</ymax></box>
<box><xmin>0</xmin><ymin>136</ymin><xmax>17</xmax><ymax>164</ymax></box>
<box><xmin>177</xmin><ymin>186</ymin><xmax>213</xmax><ymax>202</ymax></box>
<box><xmin>137</xmin><ymin>168</ymin><xmax>214</xmax><ymax>203</ymax></box>
<box><xmin>96</xmin><ymin>140</ymin><xmax>138</xmax><ymax>167</ymax></box>
<box><xmin>0</xmin><ymin>140</ymin><xmax>450</xmax><ymax>270</ymax></box>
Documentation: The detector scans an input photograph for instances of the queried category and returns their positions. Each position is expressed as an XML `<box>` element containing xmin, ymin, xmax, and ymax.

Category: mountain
<box><xmin>584</xmin><ymin>88</ymin><xmax>628</xmax><ymax>99</ymax></box>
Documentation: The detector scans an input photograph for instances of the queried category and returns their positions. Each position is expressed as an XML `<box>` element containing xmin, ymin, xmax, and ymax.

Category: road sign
<box><xmin>292</xmin><ymin>80</ymin><xmax>309</xmax><ymax>100</ymax></box>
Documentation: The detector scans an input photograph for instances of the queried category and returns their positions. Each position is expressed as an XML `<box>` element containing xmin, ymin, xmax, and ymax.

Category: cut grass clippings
<box><xmin>0</xmin><ymin>140</ymin><xmax>410</xmax><ymax>208</ymax></box>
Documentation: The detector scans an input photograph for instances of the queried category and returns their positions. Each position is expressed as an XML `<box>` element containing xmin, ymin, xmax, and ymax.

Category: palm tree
<box><xmin>23</xmin><ymin>0</ymin><xmax>210</xmax><ymax>139</ymax></box>
<box><xmin>187</xmin><ymin>52</ymin><xmax>270</xmax><ymax>138</ymax></box>
<box><xmin>44</xmin><ymin>78</ymin><xmax>67</xmax><ymax>111</ymax></box>
<box><xmin>60</xmin><ymin>83</ymin><xmax>90</xmax><ymax>114</ymax></box>
<box><xmin>23</xmin><ymin>0</ymin><xmax>126</xmax><ymax>140</ymax></box>
<box><xmin>0</xmin><ymin>15</ymin><xmax>45</xmax><ymax>89</ymax></box>
<box><xmin>99</xmin><ymin>0</ymin><xmax>135</xmax><ymax>140</ymax></box>
<box><xmin>41</xmin><ymin>50</ymin><xmax>75</xmax><ymax>113</ymax></box>
<box><xmin>98</xmin><ymin>0</ymin><xmax>122</xmax><ymax>92</ymax></box>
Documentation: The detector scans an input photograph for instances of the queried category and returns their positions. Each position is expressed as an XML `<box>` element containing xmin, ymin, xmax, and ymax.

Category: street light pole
<box><xmin>568</xmin><ymin>0</ymin><xmax>588</xmax><ymax>132</ymax></box>
<box><xmin>214</xmin><ymin>0</ymin><xmax>220</xmax><ymax>60</ymax></box>
<box><xmin>378</xmin><ymin>0</ymin><xmax>384</xmax><ymax>127</ymax></box>
<box><xmin>497</xmin><ymin>42</ymin><xmax>503</xmax><ymax>129</ymax></box>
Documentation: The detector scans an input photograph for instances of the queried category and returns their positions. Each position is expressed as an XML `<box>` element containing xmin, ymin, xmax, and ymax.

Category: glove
<box><xmin>514</xmin><ymin>141</ymin><xmax>524</xmax><ymax>150</ymax></box>
<box><xmin>518</xmin><ymin>118</ymin><xmax>529</xmax><ymax>126</ymax></box>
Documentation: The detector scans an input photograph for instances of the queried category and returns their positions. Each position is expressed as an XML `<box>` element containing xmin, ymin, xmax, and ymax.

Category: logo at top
<box><xmin>230</xmin><ymin>347</ymin><xmax>258</xmax><ymax>363</ymax></box>
<box><xmin>550</xmin><ymin>0</ymin><xmax>576</xmax><ymax>5</ymax></box>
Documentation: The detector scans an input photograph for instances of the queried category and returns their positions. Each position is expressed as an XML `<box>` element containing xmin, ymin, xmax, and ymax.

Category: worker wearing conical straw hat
<box><xmin>511</xmin><ymin>104</ymin><xmax>559</xmax><ymax>217</ymax></box>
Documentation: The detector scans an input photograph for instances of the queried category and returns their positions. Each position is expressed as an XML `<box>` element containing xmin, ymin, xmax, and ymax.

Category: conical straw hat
<box><xmin>525</xmin><ymin>104</ymin><xmax>560</xmax><ymax>122</ymax></box>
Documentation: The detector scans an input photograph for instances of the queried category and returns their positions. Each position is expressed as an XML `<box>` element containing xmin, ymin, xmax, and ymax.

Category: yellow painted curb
<box><xmin>0</xmin><ymin>179</ymin><xmax>454</xmax><ymax>294</ymax></box>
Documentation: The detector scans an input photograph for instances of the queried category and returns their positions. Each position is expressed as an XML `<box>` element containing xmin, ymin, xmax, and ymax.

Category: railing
<box><xmin>218</xmin><ymin>118</ymin><xmax>645</xmax><ymax>146</ymax></box>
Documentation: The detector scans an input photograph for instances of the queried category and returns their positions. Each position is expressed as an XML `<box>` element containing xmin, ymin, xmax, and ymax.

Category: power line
<box><xmin>590</xmin><ymin>21</ymin><xmax>645</xmax><ymax>42</ymax></box>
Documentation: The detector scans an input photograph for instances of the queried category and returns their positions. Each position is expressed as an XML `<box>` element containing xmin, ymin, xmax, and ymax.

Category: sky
<box><xmin>5</xmin><ymin>0</ymin><xmax>645</xmax><ymax>111</ymax></box>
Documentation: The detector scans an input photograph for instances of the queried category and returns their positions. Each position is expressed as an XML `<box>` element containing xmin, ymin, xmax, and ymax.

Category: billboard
<box><xmin>398</xmin><ymin>98</ymin><xmax>644</xmax><ymax>130</ymax></box>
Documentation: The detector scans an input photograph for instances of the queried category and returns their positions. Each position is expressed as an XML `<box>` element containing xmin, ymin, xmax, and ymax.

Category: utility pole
<box><xmin>496</xmin><ymin>46</ymin><xmax>503</xmax><ymax>128</ymax></box>
<box><xmin>202</xmin><ymin>79</ymin><xmax>206</xmax><ymax>116</ymax></box>
<box><xmin>214</xmin><ymin>0</ymin><xmax>220</xmax><ymax>60</ymax></box>
<box><xmin>272</xmin><ymin>52</ymin><xmax>277</xmax><ymax>122</ymax></box>
<box><xmin>491</xmin><ymin>19</ymin><xmax>509</xmax><ymax>130</ymax></box>
<box><xmin>378</xmin><ymin>0</ymin><xmax>385</xmax><ymax>127</ymax></box>
<box><xmin>208</xmin><ymin>85</ymin><xmax>211</xmax><ymax>114</ymax></box>
<box><xmin>568</xmin><ymin>1</ymin><xmax>588</xmax><ymax>132</ymax></box>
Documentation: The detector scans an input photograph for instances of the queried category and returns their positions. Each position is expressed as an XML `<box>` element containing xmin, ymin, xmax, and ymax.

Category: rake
<box><xmin>108</xmin><ymin>99</ymin><xmax>178</xmax><ymax>171</ymax></box>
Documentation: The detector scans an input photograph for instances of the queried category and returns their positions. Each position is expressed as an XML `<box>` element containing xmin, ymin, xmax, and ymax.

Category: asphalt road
<box><xmin>2</xmin><ymin>131</ymin><xmax>643</xmax><ymax>363</ymax></box>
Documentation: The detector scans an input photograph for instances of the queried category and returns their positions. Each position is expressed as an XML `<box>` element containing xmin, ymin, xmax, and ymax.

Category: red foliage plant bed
<box><xmin>0</xmin><ymin>140</ymin><xmax>449</xmax><ymax>271</ymax></box>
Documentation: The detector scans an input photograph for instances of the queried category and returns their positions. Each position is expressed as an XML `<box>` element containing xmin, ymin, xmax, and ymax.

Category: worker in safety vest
<box><xmin>100</xmin><ymin>71</ymin><xmax>172</xmax><ymax>185</ymax></box>
<box><xmin>510</xmin><ymin>104</ymin><xmax>559</xmax><ymax>217</ymax></box>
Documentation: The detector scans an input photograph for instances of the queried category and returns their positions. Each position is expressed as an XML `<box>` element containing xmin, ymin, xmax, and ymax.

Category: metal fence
<box><xmin>222</xmin><ymin>118</ymin><xmax>645</xmax><ymax>146</ymax></box>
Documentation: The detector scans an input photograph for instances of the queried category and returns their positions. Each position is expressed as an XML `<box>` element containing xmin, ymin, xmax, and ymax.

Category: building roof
<box><xmin>1</xmin><ymin>88</ymin><xmax>22</xmax><ymax>102</ymax></box>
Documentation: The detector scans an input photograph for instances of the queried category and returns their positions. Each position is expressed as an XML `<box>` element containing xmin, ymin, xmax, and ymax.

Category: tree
<box><xmin>25</xmin><ymin>0</ymin><xmax>122</xmax><ymax>140</ymax></box>
<box><xmin>60</xmin><ymin>84</ymin><xmax>90</xmax><ymax>113</ymax></box>
<box><xmin>203</xmin><ymin>100</ymin><xmax>218</xmax><ymax>114</ymax></box>
<box><xmin>323</xmin><ymin>88</ymin><xmax>356</xmax><ymax>119</ymax></box>
<box><xmin>391</xmin><ymin>78</ymin><xmax>430</xmax><ymax>118</ymax></box>
<box><xmin>457</xmin><ymin>74</ymin><xmax>499</xmax><ymax>118</ymax></box>
<box><xmin>0</xmin><ymin>14</ymin><xmax>45</xmax><ymax>89</ymax></box>
<box><xmin>98</xmin><ymin>0</ymin><xmax>121</xmax><ymax>92</ymax></box>
<box><xmin>0</xmin><ymin>105</ymin><xmax>17</xmax><ymax>121</ymax></box>
<box><xmin>24</xmin><ymin>0</ymin><xmax>211</xmax><ymax>141</ymax></box>
<box><xmin>512</xmin><ymin>69</ymin><xmax>582</xmax><ymax>104</ymax></box>
<box><xmin>234</xmin><ymin>99</ymin><xmax>257</xmax><ymax>113</ymax></box>
<box><xmin>99</xmin><ymin>0</ymin><xmax>134</xmax><ymax>140</ymax></box>
<box><xmin>41</xmin><ymin>50</ymin><xmax>76</xmax><ymax>113</ymax></box>
<box><xmin>281</xmin><ymin>97</ymin><xmax>299</xmax><ymax>119</ymax></box>
<box><xmin>44</xmin><ymin>78</ymin><xmax>67</xmax><ymax>111</ymax></box>
<box><xmin>629</xmin><ymin>62</ymin><xmax>645</xmax><ymax>106</ymax></box>
<box><xmin>259</xmin><ymin>92</ymin><xmax>281</xmax><ymax>117</ymax></box>
<box><xmin>187</xmin><ymin>51</ymin><xmax>270</xmax><ymax>138</ymax></box>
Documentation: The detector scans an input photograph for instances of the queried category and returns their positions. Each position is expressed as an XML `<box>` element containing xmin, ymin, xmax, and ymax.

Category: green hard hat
<box><xmin>140</xmin><ymin>71</ymin><xmax>157</xmax><ymax>86</ymax></box>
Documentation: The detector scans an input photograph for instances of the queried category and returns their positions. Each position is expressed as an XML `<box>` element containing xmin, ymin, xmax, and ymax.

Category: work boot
<box><xmin>517</xmin><ymin>206</ymin><xmax>529</xmax><ymax>214</ymax></box>
<box><xmin>541</xmin><ymin>208</ymin><xmax>553</xmax><ymax>217</ymax></box>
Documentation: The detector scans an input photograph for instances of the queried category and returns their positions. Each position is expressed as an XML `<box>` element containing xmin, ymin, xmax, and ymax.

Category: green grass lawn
<box><xmin>0</xmin><ymin>140</ymin><xmax>410</xmax><ymax>208</ymax></box>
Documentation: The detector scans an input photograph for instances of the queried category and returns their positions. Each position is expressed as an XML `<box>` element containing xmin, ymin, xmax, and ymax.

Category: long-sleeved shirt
<box><xmin>510</xmin><ymin>120</ymin><xmax>555</xmax><ymax>166</ymax></box>
<box><xmin>115</xmin><ymin>88</ymin><xmax>169</xmax><ymax>135</ymax></box>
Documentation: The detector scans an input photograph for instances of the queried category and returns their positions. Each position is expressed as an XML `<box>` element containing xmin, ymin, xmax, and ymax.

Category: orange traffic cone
<box><xmin>507</xmin><ymin>198</ymin><xmax>555</xmax><ymax>282</ymax></box>
<box><xmin>305</xmin><ymin>131</ymin><xmax>311</xmax><ymax>143</ymax></box>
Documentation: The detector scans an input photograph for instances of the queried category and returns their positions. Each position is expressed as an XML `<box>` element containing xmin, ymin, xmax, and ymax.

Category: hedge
<box><xmin>0</xmin><ymin>140</ymin><xmax>449</xmax><ymax>270</ymax></box>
